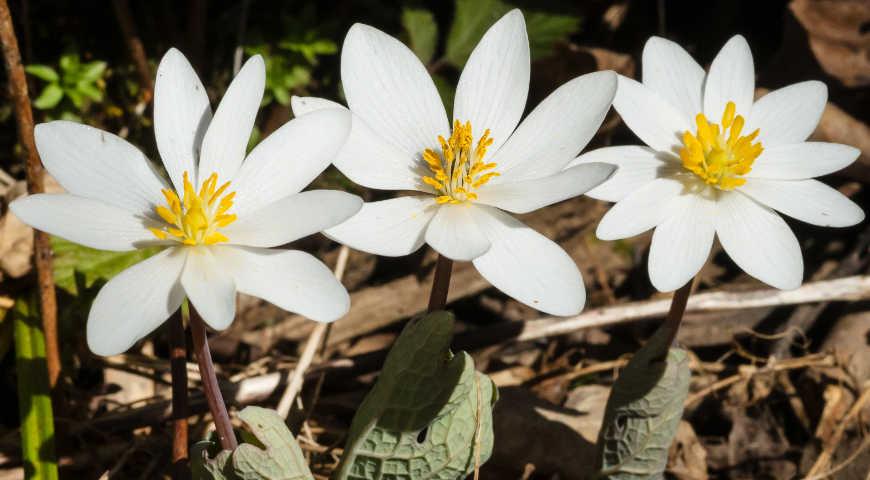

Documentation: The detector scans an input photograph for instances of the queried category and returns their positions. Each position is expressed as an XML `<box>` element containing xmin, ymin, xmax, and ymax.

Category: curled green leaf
<box><xmin>335</xmin><ymin>311</ymin><xmax>497</xmax><ymax>480</ymax></box>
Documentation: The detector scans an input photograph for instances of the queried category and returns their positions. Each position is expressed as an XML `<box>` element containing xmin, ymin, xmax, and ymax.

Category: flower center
<box><xmin>421</xmin><ymin>119</ymin><xmax>500</xmax><ymax>204</ymax></box>
<box><xmin>148</xmin><ymin>171</ymin><xmax>238</xmax><ymax>245</ymax></box>
<box><xmin>679</xmin><ymin>101</ymin><xmax>763</xmax><ymax>190</ymax></box>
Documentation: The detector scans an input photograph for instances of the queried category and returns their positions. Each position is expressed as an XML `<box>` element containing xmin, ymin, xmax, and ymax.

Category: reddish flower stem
<box><xmin>427</xmin><ymin>254</ymin><xmax>453</xmax><ymax>312</ymax></box>
<box><xmin>189</xmin><ymin>307</ymin><xmax>237</xmax><ymax>451</ymax></box>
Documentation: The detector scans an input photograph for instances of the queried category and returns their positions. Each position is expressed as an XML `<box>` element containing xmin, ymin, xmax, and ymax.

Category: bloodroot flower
<box><xmin>574</xmin><ymin>35</ymin><xmax>864</xmax><ymax>291</ymax></box>
<box><xmin>11</xmin><ymin>49</ymin><xmax>361</xmax><ymax>355</ymax></box>
<box><xmin>293</xmin><ymin>10</ymin><xmax>617</xmax><ymax>316</ymax></box>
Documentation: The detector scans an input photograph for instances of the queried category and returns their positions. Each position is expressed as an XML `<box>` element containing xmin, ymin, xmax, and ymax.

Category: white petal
<box><xmin>10</xmin><ymin>194</ymin><xmax>156</xmax><ymax>251</ymax></box>
<box><xmin>570</xmin><ymin>146</ymin><xmax>679</xmax><ymax>202</ymax></box>
<box><xmin>703</xmin><ymin>35</ymin><xmax>754</xmax><ymax>121</ymax></box>
<box><xmin>287</xmin><ymin>97</ymin><xmax>425</xmax><ymax>191</ymax></box>
<box><xmin>181</xmin><ymin>246</ymin><xmax>236</xmax><ymax>330</ymax></box>
<box><xmin>224</xmin><ymin>190</ymin><xmax>362</xmax><ymax>247</ymax></box>
<box><xmin>216</xmin><ymin>246</ymin><xmax>350</xmax><ymax>322</ymax></box>
<box><xmin>642</xmin><ymin>36</ymin><xmax>705</xmax><ymax>124</ymax></box>
<box><xmin>748</xmin><ymin>142</ymin><xmax>859</xmax><ymax>180</ymax></box>
<box><xmin>342</xmin><ymin>23</ymin><xmax>448</xmax><ymax>156</ymax></box>
<box><xmin>197</xmin><ymin>55</ymin><xmax>265</xmax><ymax>184</ymax></box>
<box><xmin>231</xmin><ymin>109</ymin><xmax>351</xmax><ymax>214</ymax></box>
<box><xmin>715</xmin><ymin>191</ymin><xmax>803</xmax><ymax>290</ymax></box>
<box><xmin>87</xmin><ymin>247</ymin><xmax>186</xmax><ymax>356</ymax></box>
<box><xmin>473</xmin><ymin>207</ymin><xmax>584</xmax><ymax>316</ymax></box>
<box><xmin>747</xmin><ymin>81</ymin><xmax>827</xmax><ymax>147</ymax></box>
<box><xmin>612</xmin><ymin>75</ymin><xmax>690</xmax><ymax>154</ymax></box>
<box><xmin>424</xmin><ymin>205</ymin><xmax>490</xmax><ymax>261</ymax></box>
<box><xmin>290</xmin><ymin>95</ymin><xmax>344</xmax><ymax>116</ymax></box>
<box><xmin>476</xmin><ymin>163</ymin><xmax>615</xmax><ymax>214</ymax></box>
<box><xmin>325</xmin><ymin>195</ymin><xmax>437</xmax><ymax>257</ymax></box>
<box><xmin>739</xmin><ymin>178</ymin><xmax>864</xmax><ymax>227</ymax></box>
<box><xmin>492</xmin><ymin>71</ymin><xmax>618</xmax><ymax>181</ymax></box>
<box><xmin>34</xmin><ymin>121</ymin><xmax>166</xmax><ymax>215</ymax></box>
<box><xmin>453</xmin><ymin>9</ymin><xmax>529</xmax><ymax>154</ymax></box>
<box><xmin>647</xmin><ymin>193</ymin><xmax>715</xmax><ymax>291</ymax></box>
<box><xmin>595</xmin><ymin>177</ymin><xmax>685</xmax><ymax>240</ymax></box>
<box><xmin>154</xmin><ymin>48</ymin><xmax>212</xmax><ymax>193</ymax></box>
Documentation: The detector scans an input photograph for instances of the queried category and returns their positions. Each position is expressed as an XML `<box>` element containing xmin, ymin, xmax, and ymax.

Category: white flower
<box><xmin>291</xmin><ymin>10</ymin><xmax>617</xmax><ymax>316</ymax></box>
<box><xmin>572</xmin><ymin>35</ymin><xmax>864</xmax><ymax>292</ymax></box>
<box><xmin>11</xmin><ymin>49</ymin><xmax>362</xmax><ymax>356</ymax></box>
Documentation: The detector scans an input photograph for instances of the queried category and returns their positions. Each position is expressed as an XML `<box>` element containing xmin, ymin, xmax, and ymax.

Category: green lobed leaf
<box><xmin>595</xmin><ymin>323</ymin><xmax>691</xmax><ymax>479</ymax></box>
<box><xmin>335</xmin><ymin>311</ymin><xmax>497</xmax><ymax>480</ymax></box>
<box><xmin>33</xmin><ymin>84</ymin><xmax>64</xmax><ymax>110</ymax></box>
<box><xmin>444</xmin><ymin>0</ymin><xmax>581</xmax><ymax>67</ymax></box>
<box><xmin>79</xmin><ymin>60</ymin><xmax>107</xmax><ymax>82</ymax></box>
<box><xmin>13</xmin><ymin>298</ymin><xmax>58</xmax><ymax>480</ymax></box>
<box><xmin>401</xmin><ymin>7</ymin><xmax>439</xmax><ymax>64</ymax></box>
<box><xmin>192</xmin><ymin>406</ymin><xmax>314</xmax><ymax>480</ymax></box>
<box><xmin>24</xmin><ymin>64</ymin><xmax>58</xmax><ymax>82</ymax></box>
<box><xmin>50</xmin><ymin>237</ymin><xmax>159</xmax><ymax>295</ymax></box>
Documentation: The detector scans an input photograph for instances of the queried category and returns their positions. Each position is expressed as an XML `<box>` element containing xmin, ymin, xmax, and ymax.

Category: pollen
<box><xmin>148</xmin><ymin>171</ymin><xmax>238</xmax><ymax>245</ymax></box>
<box><xmin>421</xmin><ymin>120</ymin><xmax>499</xmax><ymax>205</ymax></box>
<box><xmin>679</xmin><ymin>101</ymin><xmax>763</xmax><ymax>190</ymax></box>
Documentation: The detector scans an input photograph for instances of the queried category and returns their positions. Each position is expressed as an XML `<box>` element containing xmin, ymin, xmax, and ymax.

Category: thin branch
<box><xmin>169</xmin><ymin>310</ymin><xmax>189</xmax><ymax>479</ymax></box>
<box><xmin>111</xmin><ymin>0</ymin><xmax>153</xmax><ymax>104</ymax></box>
<box><xmin>276</xmin><ymin>245</ymin><xmax>350</xmax><ymax>419</ymax></box>
<box><xmin>0</xmin><ymin>0</ymin><xmax>60</xmax><ymax>388</ymax></box>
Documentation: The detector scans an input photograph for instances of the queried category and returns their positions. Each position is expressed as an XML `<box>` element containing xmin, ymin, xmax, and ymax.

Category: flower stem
<box><xmin>660</xmin><ymin>278</ymin><xmax>695</xmax><ymax>348</ymax></box>
<box><xmin>169</xmin><ymin>309</ymin><xmax>189</xmax><ymax>478</ymax></box>
<box><xmin>427</xmin><ymin>254</ymin><xmax>454</xmax><ymax>312</ymax></box>
<box><xmin>189</xmin><ymin>306</ymin><xmax>237</xmax><ymax>451</ymax></box>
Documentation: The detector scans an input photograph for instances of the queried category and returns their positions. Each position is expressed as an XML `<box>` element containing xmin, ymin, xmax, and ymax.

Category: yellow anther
<box><xmin>421</xmin><ymin>119</ymin><xmax>500</xmax><ymax>204</ymax></box>
<box><xmin>679</xmin><ymin>101</ymin><xmax>763</xmax><ymax>190</ymax></box>
<box><xmin>149</xmin><ymin>170</ymin><xmax>238</xmax><ymax>244</ymax></box>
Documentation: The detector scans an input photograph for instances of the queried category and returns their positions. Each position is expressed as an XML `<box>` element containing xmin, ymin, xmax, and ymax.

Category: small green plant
<box><xmin>246</xmin><ymin>32</ymin><xmax>336</xmax><ymax>107</ymax></box>
<box><xmin>25</xmin><ymin>53</ymin><xmax>107</xmax><ymax>116</ymax></box>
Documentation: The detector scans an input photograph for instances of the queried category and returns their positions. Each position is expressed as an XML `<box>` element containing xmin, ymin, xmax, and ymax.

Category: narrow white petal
<box><xmin>34</xmin><ymin>121</ymin><xmax>166</xmax><ymax>215</ymax></box>
<box><xmin>595</xmin><ymin>177</ymin><xmax>685</xmax><ymax>240</ymax></box>
<box><xmin>217</xmin><ymin>246</ymin><xmax>350</xmax><ymax>322</ymax></box>
<box><xmin>747</xmin><ymin>81</ymin><xmax>827</xmax><ymax>147</ymax></box>
<box><xmin>476</xmin><ymin>163</ymin><xmax>615</xmax><ymax>214</ymax></box>
<box><xmin>325</xmin><ymin>195</ymin><xmax>437</xmax><ymax>257</ymax></box>
<box><xmin>181</xmin><ymin>247</ymin><xmax>236</xmax><ymax>330</ymax></box>
<box><xmin>648</xmin><ymin>193</ymin><xmax>716</xmax><ymax>291</ymax></box>
<box><xmin>10</xmin><ymin>194</ymin><xmax>156</xmax><ymax>251</ymax></box>
<box><xmin>473</xmin><ymin>207</ymin><xmax>584</xmax><ymax>316</ymax></box>
<box><xmin>289</xmin><ymin>97</ymin><xmax>426</xmax><ymax>191</ymax></box>
<box><xmin>703</xmin><ymin>35</ymin><xmax>754</xmax><ymax>121</ymax></box>
<box><xmin>739</xmin><ymin>178</ymin><xmax>864</xmax><ymax>227</ymax></box>
<box><xmin>493</xmin><ymin>71</ymin><xmax>617</xmax><ymax>181</ymax></box>
<box><xmin>342</xmin><ymin>23</ymin><xmax>448</xmax><ymax>156</ymax></box>
<box><xmin>225</xmin><ymin>190</ymin><xmax>362</xmax><ymax>247</ymax></box>
<box><xmin>570</xmin><ymin>146</ymin><xmax>679</xmax><ymax>202</ymax></box>
<box><xmin>715</xmin><ymin>191</ymin><xmax>803</xmax><ymax>290</ymax></box>
<box><xmin>612</xmin><ymin>75</ymin><xmax>690</xmax><ymax>155</ymax></box>
<box><xmin>290</xmin><ymin>95</ymin><xmax>344</xmax><ymax>116</ymax></box>
<box><xmin>231</xmin><ymin>109</ymin><xmax>351</xmax><ymax>214</ymax></box>
<box><xmin>424</xmin><ymin>205</ymin><xmax>490</xmax><ymax>261</ymax></box>
<box><xmin>748</xmin><ymin>142</ymin><xmax>859</xmax><ymax>180</ymax></box>
<box><xmin>87</xmin><ymin>247</ymin><xmax>186</xmax><ymax>356</ymax></box>
<box><xmin>154</xmin><ymin>48</ymin><xmax>212</xmax><ymax>193</ymax></box>
<box><xmin>642</xmin><ymin>36</ymin><xmax>705</xmax><ymax>124</ymax></box>
<box><xmin>453</xmin><ymin>9</ymin><xmax>529</xmax><ymax>154</ymax></box>
<box><xmin>197</xmin><ymin>55</ymin><xmax>265</xmax><ymax>183</ymax></box>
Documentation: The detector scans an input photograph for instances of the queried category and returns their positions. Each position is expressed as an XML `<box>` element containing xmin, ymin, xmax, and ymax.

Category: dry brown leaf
<box><xmin>790</xmin><ymin>0</ymin><xmax>870</xmax><ymax>87</ymax></box>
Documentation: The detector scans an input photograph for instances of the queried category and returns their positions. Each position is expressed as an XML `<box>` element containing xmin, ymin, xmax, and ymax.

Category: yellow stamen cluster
<box><xmin>679</xmin><ymin>101</ymin><xmax>763</xmax><ymax>190</ymax></box>
<box><xmin>422</xmin><ymin>119</ymin><xmax>499</xmax><ymax>205</ymax></box>
<box><xmin>148</xmin><ymin>171</ymin><xmax>237</xmax><ymax>245</ymax></box>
